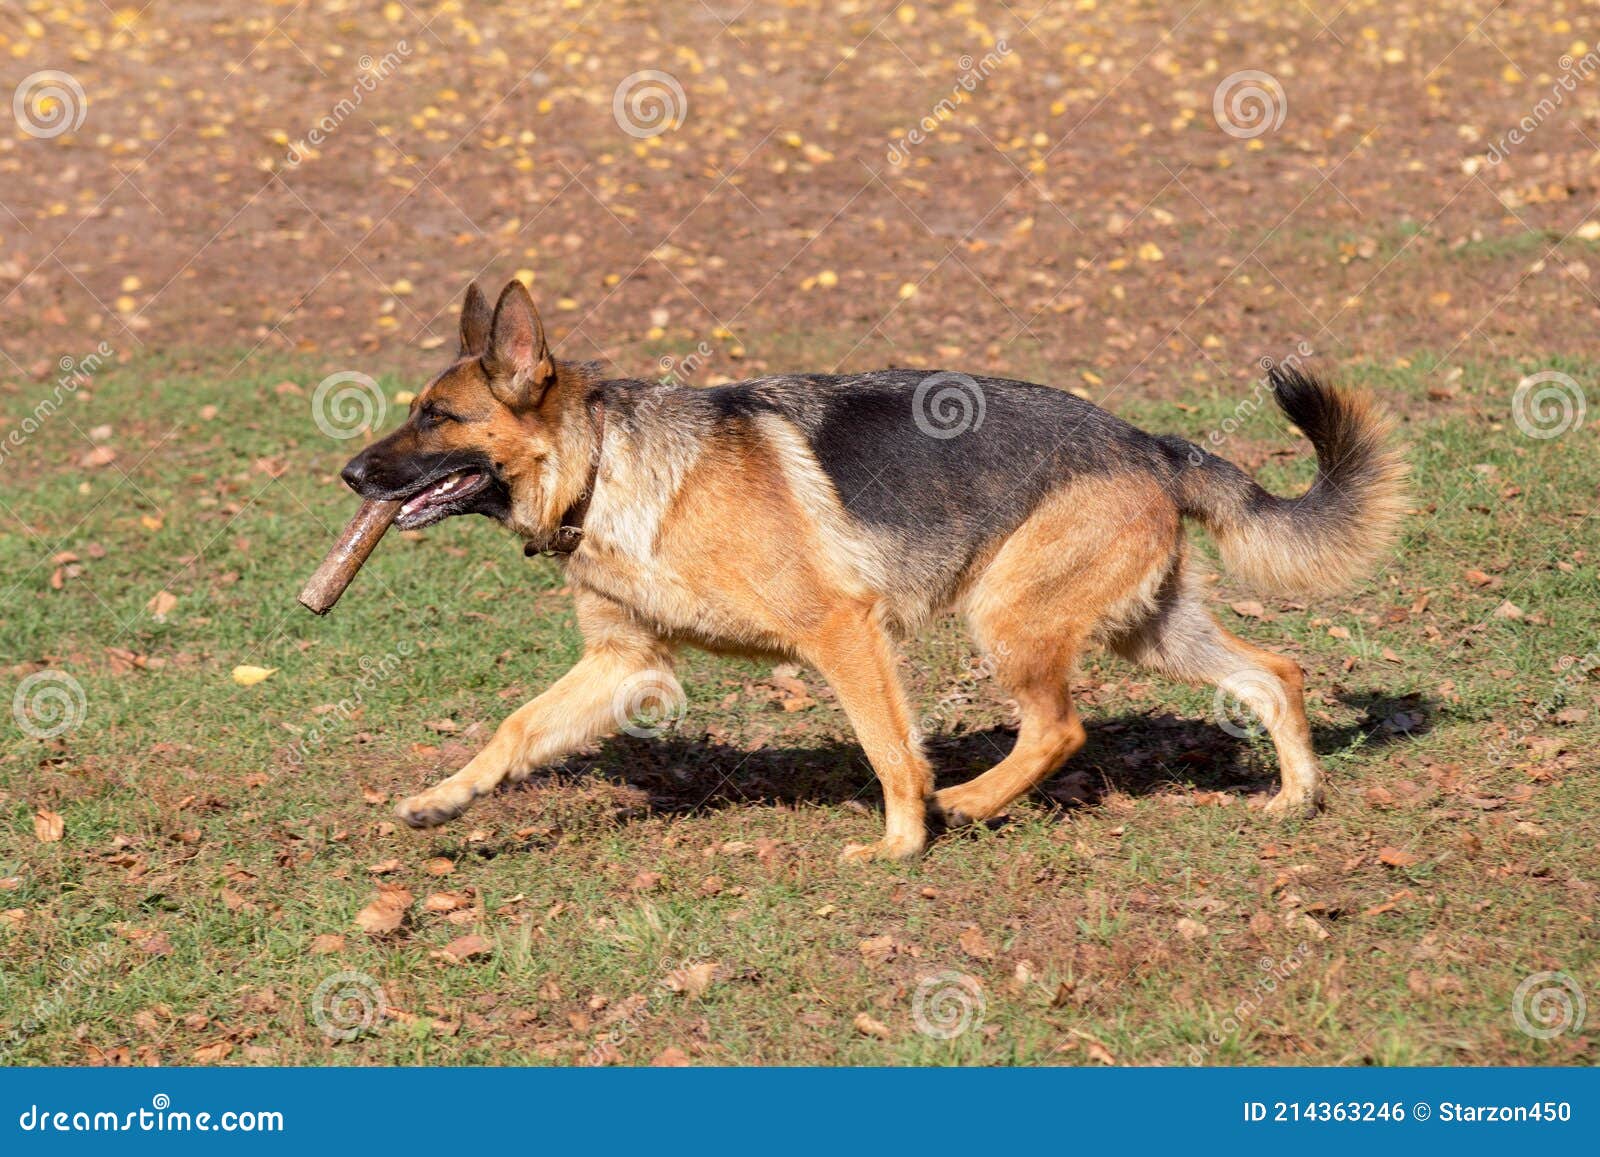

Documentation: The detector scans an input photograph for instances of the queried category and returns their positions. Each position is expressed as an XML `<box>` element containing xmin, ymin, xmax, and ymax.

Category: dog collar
<box><xmin>526</xmin><ymin>396</ymin><xmax>604</xmax><ymax>558</ymax></box>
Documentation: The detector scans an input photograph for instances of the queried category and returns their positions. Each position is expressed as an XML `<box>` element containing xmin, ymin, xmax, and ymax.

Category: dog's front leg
<box><xmin>805</xmin><ymin>605</ymin><xmax>933</xmax><ymax>862</ymax></box>
<box><xmin>396</xmin><ymin>644</ymin><xmax>675</xmax><ymax>829</ymax></box>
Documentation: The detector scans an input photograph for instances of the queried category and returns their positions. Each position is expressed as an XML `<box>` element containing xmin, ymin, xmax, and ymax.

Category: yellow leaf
<box><xmin>853</xmin><ymin>1011</ymin><xmax>891</xmax><ymax>1039</ymax></box>
<box><xmin>1137</xmin><ymin>242</ymin><xmax>1165</xmax><ymax>262</ymax></box>
<box><xmin>34</xmin><ymin>809</ymin><xmax>64</xmax><ymax>843</ymax></box>
<box><xmin>231</xmin><ymin>665</ymin><xmax>277</xmax><ymax>687</ymax></box>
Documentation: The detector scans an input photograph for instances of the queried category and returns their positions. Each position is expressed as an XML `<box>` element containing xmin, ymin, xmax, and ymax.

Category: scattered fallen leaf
<box><xmin>433</xmin><ymin>933</ymin><xmax>492</xmax><ymax>964</ymax></box>
<box><xmin>853</xmin><ymin>1012</ymin><xmax>891</xmax><ymax>1039</ymax></box>
<box><xmin>33</xmin><ymin>809</ymin><xmax>64</xmax><ymax>843</ymax></box>
<box><xmin>355</xmin><ymin>884</ymin><xmax>413</xmax><ymax>936</ymax></box>
<box><xmin>958</xmin><ymin>925</ymin><xmax>996</xmax><ymax>960</ymax></box>
<box><xmin>192</xmin><ymin>1040</ymin><xmax>233</xmax><ymax>1064</ymax></box>
<box><xmin>146</xmin><ymin>590</ymin><xmax>178</xmax><ymax>619</ymax></box>
<box><xmin>664</xmin><ymin>961</ymin><xmax>719</xmax><ymax>999</ymax></box>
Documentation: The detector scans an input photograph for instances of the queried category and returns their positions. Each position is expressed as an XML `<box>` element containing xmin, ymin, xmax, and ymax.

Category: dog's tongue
<box><xmin>297</xmin><ymin>498</ymin><xmax>401</xmax><ymax>615</ymax></box>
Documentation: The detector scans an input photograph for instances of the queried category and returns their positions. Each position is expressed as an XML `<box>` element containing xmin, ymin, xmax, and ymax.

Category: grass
<box><xmin>0</xmin><ymin>349</ymin><xmax>1596</xmax><ymax>1066</ymax></box>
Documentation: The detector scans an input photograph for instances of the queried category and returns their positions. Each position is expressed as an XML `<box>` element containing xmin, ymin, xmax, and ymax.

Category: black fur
<box><xmin>605</xmin><ymin>370</ymin><xmax>1181</xmax><ymax>590</ymax></box>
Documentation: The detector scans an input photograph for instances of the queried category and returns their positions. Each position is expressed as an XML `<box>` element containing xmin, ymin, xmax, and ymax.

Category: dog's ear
<box><xmin>457</xmin><ymin>281</ymin><xmax>493</xmax><ymax>359</ymax></box>
<box><xmin>483</xmin><ymin>280</ymin><xmax>554</xmax><ymax>407</ymax></box>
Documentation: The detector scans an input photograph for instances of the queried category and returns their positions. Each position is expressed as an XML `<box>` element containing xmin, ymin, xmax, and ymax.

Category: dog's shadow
<box><xmin>513</xmin><ymin>688</ymin><xmax>1433</xmax><ymax>822</ymax></box>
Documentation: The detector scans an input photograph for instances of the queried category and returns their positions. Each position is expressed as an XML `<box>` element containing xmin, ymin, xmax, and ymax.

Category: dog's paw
<box><xmin>839</xmin><ymin>835</ymin><xmax>924</xmax><ymax>863</ymax></box>
<box><xmin>395</xmin><ymin>791</ymin><xmax>466</xmax><ymax>829</ymax></box>
<box><xmin>928</xmin><ymin>786</ymin><xmax>988</xmax><ymax>831</ymax></box>
<box><xmin>1260</xmin><ymin>788</ymin><xmax>1323</xmax><ymax>821</ymax></box>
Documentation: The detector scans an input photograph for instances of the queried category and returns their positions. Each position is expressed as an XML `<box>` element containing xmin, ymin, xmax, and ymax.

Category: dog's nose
<box><xmin>340</xmin><ymin>455</ymin><xmax>368</xmax><ymax>493</ymax></box>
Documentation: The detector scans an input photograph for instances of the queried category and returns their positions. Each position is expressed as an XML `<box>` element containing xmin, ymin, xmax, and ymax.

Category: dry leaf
<box><xmin>1083</xmin><ymin>1038</ymin><xmax>1117</xmax><ymax>1065</ymax></box>
<box><xmin>1176</xmin><ymin>917</ymin><xmax>1209</xmax><ymax>941</ymax></box>
<box><xmin>853</xmin><ymin>1012</ymin><xmax>891</xmax><ymax>1039</ymax></box>
<box><xmin>192</xmin><ymin>1040</ymin><xmax>233</xmax><ymax>1064</ymax></box>
<box><xmin>433</xmin><ymin>933</ymin><xmax>492</xmax><ymax>964</ymax></box>
<box><xmin>651</xmin><ymin>1046</ymin><xmax>693</xmax><ymax>1066</ymax></box>
<box><xmin>664</xmin><ymin>961</ymin><xmax>719</xmax><ymax>999</ymax></box>
<box><xmin>958</xmin><ymin>925</ymin><xmax>996</xmax><ymax>960</ymax></box>
<box><xmin>1378</xmin><ymin>847</ymin><xmax>1420</xmax><ymax>868</ymax></box>
<box><xmin>355</xmin><ymin>884</ymin><xmax>413</xmax><ymax>936</ymax></box>
<box><xmin>33</xmin><ymin>809</ymin><xmax>64</xmax><ymax>843</ymax></box>
<box><xmin>146</xmin><ymin>590</ymin><xmax>178</xmax><ymax>618</ymax></box>
<box><xmin>309</xmin><ymin>933</ymin><xmax>345</xmax><ymax>955</ymax></box>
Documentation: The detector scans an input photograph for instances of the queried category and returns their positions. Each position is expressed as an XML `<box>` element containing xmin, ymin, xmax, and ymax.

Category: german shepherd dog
<box><xmin>341</xmin><ymin>280</ymin><xmax>1406</xmax><ymax>861</ymax></box>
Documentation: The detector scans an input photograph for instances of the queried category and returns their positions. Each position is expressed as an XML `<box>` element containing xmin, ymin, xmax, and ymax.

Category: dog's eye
<box><xmin>417</xmin><ymin>406</ymin><xmax>459</xmax><ymax>430</ymax></box>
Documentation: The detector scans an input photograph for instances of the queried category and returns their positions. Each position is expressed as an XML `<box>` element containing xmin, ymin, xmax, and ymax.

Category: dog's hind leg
<box><xmin>931</xmin><ymin>482</ymin><xmax>1174</xmax><ymax>827</ymax></box>
<box><xmin>1110</xmin><ymin>569</ymin><xmax>1323</xmax><ymax>818</ymax></box>
<box><xmin>396</xmin><ymin>593</ymin><xmax>672</xmax><ymax>829</ymax></box>
<box><xmin>929</xmin><ymin>654</ymin><xmax>1086</xmax><ymax>829</ymax></box>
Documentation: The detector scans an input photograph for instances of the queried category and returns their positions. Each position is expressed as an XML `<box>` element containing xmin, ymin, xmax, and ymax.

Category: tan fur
<box><xmin>1204</xmin><ymin>390</ymin><xmax>1409</xmax><ymax>595</ymax></box>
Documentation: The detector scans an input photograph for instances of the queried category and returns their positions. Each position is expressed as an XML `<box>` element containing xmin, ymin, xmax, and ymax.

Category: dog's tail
<box><xmin>1171</xmin><ymin>367</ymin><xmax>1408</xmax><ymax>596</ymax></box>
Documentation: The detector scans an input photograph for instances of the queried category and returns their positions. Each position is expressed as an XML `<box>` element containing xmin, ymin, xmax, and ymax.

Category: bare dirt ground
<box><xmin>2</xmin><ymin>0</ymin><xmax>1596</xmax><ymax>389</ymax></box>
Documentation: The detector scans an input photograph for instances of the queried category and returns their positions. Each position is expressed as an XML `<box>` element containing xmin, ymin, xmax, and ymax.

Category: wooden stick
<box><xmin>297</xmin><ymin>498</ymin><xmax>402</xmax><ymax>615</ymax></box>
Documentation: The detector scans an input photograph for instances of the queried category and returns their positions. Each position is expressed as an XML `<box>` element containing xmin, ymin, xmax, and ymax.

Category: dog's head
<box><xmin>340</xmin><ymin>280</ymin><xmax>580</xmax><ymax>537</ymax></box>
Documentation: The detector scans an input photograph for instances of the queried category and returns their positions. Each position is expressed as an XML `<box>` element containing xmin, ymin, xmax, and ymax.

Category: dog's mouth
<box><xmin>394</xmin><ymin>468</ymin><xmax>495</xmax><ymax>530</ymax></box>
